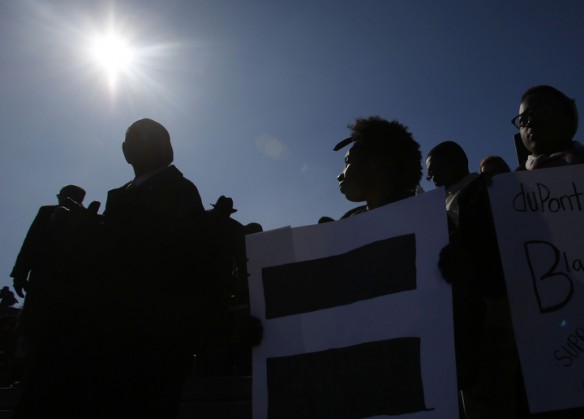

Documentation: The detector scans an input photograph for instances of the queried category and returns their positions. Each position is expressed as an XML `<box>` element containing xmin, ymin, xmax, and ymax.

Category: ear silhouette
<box><xmin>122</xmin><ymin>142</ymin><xmax>135</xmax><ymax>165</ymax></box>
<box><xmin>162</xmin><ymin>147</ymin><xmax>174</xmax><ymax>165</ymax></box>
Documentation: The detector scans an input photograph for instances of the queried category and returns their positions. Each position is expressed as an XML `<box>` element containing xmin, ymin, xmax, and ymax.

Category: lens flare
<box><xmin>92</xmin><ymin>33</ymin><xmax>133</xmax><ymax>72</ymax></box>
<box><xmin>89</xmin><ymin>31</ymin><xmax>135</xmax><ymax>90</ymax></box>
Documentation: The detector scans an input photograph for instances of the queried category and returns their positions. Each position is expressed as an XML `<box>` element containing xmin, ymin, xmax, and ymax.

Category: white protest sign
<box><xmin>246</xmin><ymin>189</ymin><xmax>457</xmax><ymax>419</ymax></box>
<box><xmin>488</xmin><ymin>165</ymin><xmax>584</xmax><ymax>413</ymax></box>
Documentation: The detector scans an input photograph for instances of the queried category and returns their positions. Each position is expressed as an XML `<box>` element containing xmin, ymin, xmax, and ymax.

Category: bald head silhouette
<box><xmin>123</xmin><ymin>118</ymin><xmax>174</xmax><ymax>177</ymax></box>
<box><xmin>426</xmin><ymin>141</ymin><xmax>469</xmax><ymax>188</ymax></box>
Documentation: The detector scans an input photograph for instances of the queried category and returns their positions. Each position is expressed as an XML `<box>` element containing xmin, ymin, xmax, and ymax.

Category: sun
<box><xmin>92</xmin><ymin>34</ymin><xmax>133</xmax><ymax>72</ymax></box>
<box><xmin>80</xmin><ymin>19</ymin><xmax>174</xmax><ymax>100</ymax></box>
<box><xmin>89</xmin><ymin>31</ymin><xmax>136</xmax><ymax>89</ymax></box>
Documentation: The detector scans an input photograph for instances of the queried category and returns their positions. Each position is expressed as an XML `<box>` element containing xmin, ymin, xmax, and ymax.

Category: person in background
<box><xmin>478</xmin><ymin>155</ymin><xmax>511</xmax><ymax>176</ymax></box>
<box><xmin>244</xmin><ymin>222</ymin><xmax>263</xmax><ymax>234</ymax></box>
<box><xmin>426</xmin><ymin>142</ymin><xmax>483</xmax><ymax>416</ymax></box>
<box><xmin>334</xmin><ymin>115</ymin><xmax>422</xmax><ymax>218</ymax></box>
<box><xmin>425</xmin><ymin>141</ymin><xmax>479</xmax><ymax>230</ymax></box>
<box><xmin>10</xmin><ymin>185</ymin><xmax>87</xmax><ymax>361</ymax></box>
<box><xmin>0</xmin><ymin>286</ymin><xmax>18</xmax><ymax>309</ymax></box>
<box><xmin>317</xmin><ymin>216</ymin><xmax>335</xmax><ymax>223</ymax></box>
<box><xmin>11</xmin><ymin>185</ymin><xmax>86</xmax><ymax>300</ymax></box>
<box><xmin>11</xmin><ymin>184</ymin><xmax>96</xmax><ymax>419</ymax></box>
<box><xmin>198</xmin><ymin>195</ymin><xmax>262</xmax><ymax>376</ymax></box>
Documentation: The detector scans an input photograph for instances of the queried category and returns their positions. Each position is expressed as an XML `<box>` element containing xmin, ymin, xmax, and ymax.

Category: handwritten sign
<box><xmin>488</xmin><ymin>165</ymin><xmax>584</xmax><ymax>413</ymax></box>
<box><xmin>246</xmin><ymin>189</ymin><xmax>458</xmax><ymax>419</ymax></box>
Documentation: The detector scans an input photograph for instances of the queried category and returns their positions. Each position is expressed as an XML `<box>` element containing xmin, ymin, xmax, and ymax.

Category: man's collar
<box><xmin>132</xmin><ymin>165</ymin><xmax>171</xmax><ymax>187</ymax></box>
<box><xmin>446</xmin><ymin>172</ymin><xmax>479</xmax><ymax>195</ymax></box>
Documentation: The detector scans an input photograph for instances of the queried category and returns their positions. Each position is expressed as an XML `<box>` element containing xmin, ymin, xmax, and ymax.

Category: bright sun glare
<box><xmin>80</xmin><ymin>16</ymin><xmax>174</xmax><ymax>100</ymax></box>
<box><xmin>89</xmin><ymin>31</ymin><xmax>136</xmax><ymax>90</ymax></box>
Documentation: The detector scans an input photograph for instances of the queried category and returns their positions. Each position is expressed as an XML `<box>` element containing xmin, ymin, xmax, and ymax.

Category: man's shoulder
<box><xmin>145</xmin><ymin>165</ymin><xmax>197</xmax><ymax>189</ymax></box>
<box><xmin>154</xmin><ymin>166</ymin><xmax>201</xmax><ymax>200</ymax></box>
<box><xmin>457</xmin><ymin>173</ymin><xmax>492</xmax><ymax>209</ymax></box>
<box><xmin>107</xmin><ymin>181</ymin><xmax>132</xmax><ymax>195</ymax></box>
<box><xmin>106</xmin><ymin>165</ymin><xmax>203</xmax><ymax>214</ymax></box>
<box><xmin>39</xmin><ymin>205</ymin><xmax>58</xmax><ymax>211</ymax></box>
<box><xmin>106</xmin><ymin>166</ymin><xmax>193</xmax><ymax>194</ymax></box>
<box><xmin>169</xmin><ymin>166</ymin><xmax>198</xmax><ymax>189</ymax></box>
<box><xmin>570</xmin><ymin>141</ymin><xmax>584</xmax><ymax>164</ymax></box>
<box><xmin>36</xmin><ymin>205</ymin><xmax>59</xmax><ymax>218</ymax></box>
<box><xmin>449</xmin><ymin>173</ymin><xmax>479</xmax><ymax>194</ymax></box>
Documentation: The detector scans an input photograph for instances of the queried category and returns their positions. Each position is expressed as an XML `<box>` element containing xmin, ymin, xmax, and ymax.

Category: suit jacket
<box><xmin>11</xmin><ymin>205</ymin><xmax>58</xmax><ymax>281</ymax></box>
<box><xmin>11</xmin><ymin>205</ymin><xmax>72</xmax><ymax>338</ymax></box>
<box><xmin>104</xmin><ymin>164</ymin><xmax>205</xmax><ymax>279</ymax></box>
<box><xmin>103</xmin><ymin>165</ymin><xmax>218</xmax><ymax>345</ymax></box>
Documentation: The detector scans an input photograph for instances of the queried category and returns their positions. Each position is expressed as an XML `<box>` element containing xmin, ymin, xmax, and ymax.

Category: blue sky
<box><xmin>2</xmin><ymin>0</ymin><xmax>584</xmax><ymax>296</ymax></box>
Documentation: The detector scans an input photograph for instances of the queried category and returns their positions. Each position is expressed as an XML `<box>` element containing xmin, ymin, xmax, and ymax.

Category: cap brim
<box><xmin>333</xmin><ymin>137</ymin><xmax>355</xmax><ymax>151</ymax></box>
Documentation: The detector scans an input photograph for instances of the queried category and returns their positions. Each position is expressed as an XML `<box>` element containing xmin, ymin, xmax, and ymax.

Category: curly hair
<box><xmin>347</xmin><ymin>116</ymin><xmax>422</xmax><ymax>194</ymax></box>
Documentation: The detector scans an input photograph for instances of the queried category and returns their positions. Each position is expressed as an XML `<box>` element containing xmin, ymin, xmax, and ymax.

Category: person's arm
<box><xmin>10</xmin><ymin>207</ymin><xmax>53</xmax><ymax>297</ymax></box>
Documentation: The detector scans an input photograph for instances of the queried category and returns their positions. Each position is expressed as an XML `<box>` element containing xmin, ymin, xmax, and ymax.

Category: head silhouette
<box><xmin>123</xmin><ymin>118</ymin><xmax>174</xmax><ymax>177</ymax></box>
<box><xmin>211</xmin><ymin>195</ymin><xmax>237</xmax><ymax>218</ymax></box>
<box><xmin>57</xmin><ymin>184</ymin><xmax>86</xmax><ymax>207</ymax></box>
<box><xmin>518</xmin><ymin>85</ymin><xmax>578</xmax><ymax>156</ymax></box>
<box><xmin>426</xmin><ymin>141</ymin><xmax>469</xmax><ymax>188</ymax></box>
<box><xmin>479</xmin><ymin>155</ymin><xmax>511</xmax><ymax>176</ymax></box>
<box><xmin>335</xmin><ymin>116</ymin><xmax>422</xmax><ymax>209</ymax></box>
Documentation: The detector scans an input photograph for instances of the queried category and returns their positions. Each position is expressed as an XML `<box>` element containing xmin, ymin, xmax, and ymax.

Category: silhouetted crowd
<box><xmin>4</xmin><ymin>85</ymin><xmax>584</xmax><ymax>418</ymax></box>
<box><xmin>5</xmin><ymin>119</ymin><xmax>262</xmax><ymax>419</ymax></box>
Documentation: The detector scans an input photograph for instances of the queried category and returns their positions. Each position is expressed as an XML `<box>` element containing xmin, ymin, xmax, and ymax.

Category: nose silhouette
<box><xmin>337</xmin><ymin>171</ymin><xmax>345</xmax><ymax>182</ymax></box>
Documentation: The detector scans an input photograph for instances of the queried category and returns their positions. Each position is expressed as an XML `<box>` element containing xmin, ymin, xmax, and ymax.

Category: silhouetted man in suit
<box><xmin>11</xmin><ymin>185</ymin><xmax>87</xmax><ymax>347</ymax></box>
<box><xmin>99</xmin><ymin>118</ymin><xmax>218</xmax><ymax>419</ymax></box>
<box><xmin>11</xmin><ymin>184</ymin><xmax>93</xmax><ymax>419</ymax></box>
<box><xmin>11</xmin><ymin>185</ymin><xmax>86</xmax><ymax>299</ymax></box>
<box><xmin>425</xmin><ymin>141</ymin><xmax>479</xmax><ymax>231</ymax></box>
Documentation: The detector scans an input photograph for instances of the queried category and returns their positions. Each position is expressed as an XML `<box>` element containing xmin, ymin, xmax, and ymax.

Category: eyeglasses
<box><xmin>511</xmin><ymin>107</ymin><xmax>551</xmax><ymax>129</ymax></box>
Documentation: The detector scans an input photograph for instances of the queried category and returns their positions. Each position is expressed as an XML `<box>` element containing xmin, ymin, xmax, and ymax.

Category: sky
<box><xmin>1</xmin><ymin>0</ymin><xmax>584</xmax><ymax>298</ymax></box>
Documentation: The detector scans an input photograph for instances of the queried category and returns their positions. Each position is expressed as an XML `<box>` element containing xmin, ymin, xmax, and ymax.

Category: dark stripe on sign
<box><xmin>266</xmin><ymin>337</ymin><xmax>432</xmax><ymax>418</ymax></box>
<box><xmin>262</xmin><ymin>233</ymin><xmax>416</xmax><ymax>319</ymax></box>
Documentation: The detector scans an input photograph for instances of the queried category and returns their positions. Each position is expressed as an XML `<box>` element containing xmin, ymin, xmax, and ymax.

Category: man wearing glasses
<box><xmin>512</xmin><ymin>85</ymin><xmax>584</xmax><ymax>170</ymax></box>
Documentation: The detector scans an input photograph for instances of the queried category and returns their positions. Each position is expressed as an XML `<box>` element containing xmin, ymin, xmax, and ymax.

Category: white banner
<box><xmin>246</xmin><ymin>189</ymin><xmax>457</xmax><ymax>419</ymax></box>
<box><xmin>489</xmin><ymin>165</ymin><xmax>584</xmax><ymax>413</ymax></box>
